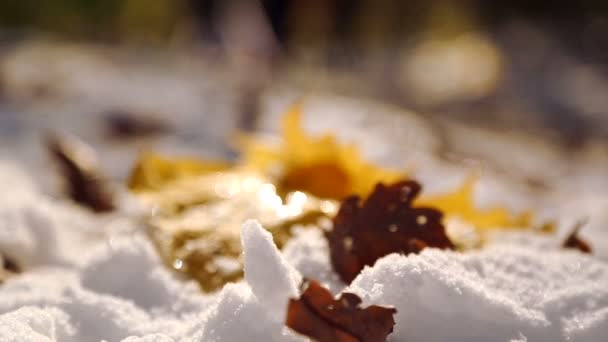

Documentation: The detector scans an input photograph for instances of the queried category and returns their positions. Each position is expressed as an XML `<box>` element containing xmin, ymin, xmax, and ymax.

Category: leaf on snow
<box><xmin>46</xmin><ymin>133</ymin><xmax>115</xmax><ymax>212</ymax></box>
<box><xmin>1</xmin><ymin>253</ymin><xmax>20</xmax><ymax>273</ymax></box>
<box><xmin>286</xmin><ymin>279</ymin><xmax>396</xmax><ymax>342</ymax></box>
<box><xmin>104</xmin><ymin>109</ymin><xmax>170</xmax><ymax>139</ymax></box>
<box><xmin>0</xmin><ymin>252</ymin><xmax>20</xmax><ymax>283</ymax></box>
<box><xmin>327</xmin><ymin>180</ymin><xmax>454</xmax><ymax>283</ymax></box>
<box><xmin>562</xmin><ymin>220</ymin><xmax>592</xmax><ymax>254</ymax></box>
<box><xmin>239</xmin><ymin>103</ymin><xmax>404</xmax><ymax>200</ymax></box>
<box><xmin>417</xmin><ymin>176</ymin><xmax>533</xmax><ymax>230</ymax></box>
<box><xmin>127</xmin><ymin>152</ymin><xmax>230</xmax><ymax>192</ymax></box>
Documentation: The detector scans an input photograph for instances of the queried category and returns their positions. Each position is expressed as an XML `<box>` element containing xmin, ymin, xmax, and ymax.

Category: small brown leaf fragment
<box><xmin>0</xmin><ymin>252</ymin><xmax>20</xmax><ymax>283</ymax></box>
<box><xmin>46</xmin><ymin>133</ymin><xmax>115</xmax><ymax>213</ymax></box>
<box><xmin>563</xmin><ymin>220</ymin><xmax>592</xmax><ymax>254</ymax></box>
<box><xmin>327</xmin><ymin>180</ymin><xmax>454</xmax><ymax>283</ymax></box>
<box><xmin>105</xmin><ymin>110</ymin><xmax>170</xmax><ymax>139</ymax></box>
<box><xmin>286</xmin><ymin>280</ymin><xmax>396</xmax><ymax>342</ymax></box>
<box><xmin>1</xmin><ymin>253</ymin><xmax>20</xmax><ymax>274</ymax></box>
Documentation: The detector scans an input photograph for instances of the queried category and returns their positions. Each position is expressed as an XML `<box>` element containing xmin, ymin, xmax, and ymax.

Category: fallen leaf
<box><xmin>563</xmin><ymin>220</ymin><xmax>592</xmax><ymax>254</ymax></box>
<box><xmin>46</xmin><ymin>133</ymin><xmax>115</xmax><ymax>212</ymax></box>
<box><xmin>104</xmin><ymin>109</ymin><xmax>170</xmax><ymax>139</ymax></box>
<box><xmin>127</xmin><ymin>152</ymin><xmax>230</xmax><ymax>192</ymax></box>
<box><xmin>0</xmin><ymin>252</ymin><xmax>20</xmax><ymax>283</ymax></box>
<box><xmin>1</xmin><ymin>253</ymin><xmax>20</xmax><ymax>274</ymax></box>
<box><xmin>327</xmin><ymin>180</ymin><xmax>454</xmax><ymax>283</ymax></box>
<box><xmin>417</xmin><ymin>176</ymin><xmax>532</xmax><ymax>230</ymax></box>
<box><xmin>286</xmin><ymin>279</ymin><xmax>396</xmax><ymax>342</ymax></box>
<box><xmin>239</xmin><ymin>104</ymin><xmax>403</xmax><ymax>200</ymax></box>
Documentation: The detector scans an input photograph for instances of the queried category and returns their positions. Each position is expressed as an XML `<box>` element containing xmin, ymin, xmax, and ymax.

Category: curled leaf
<box><xmin>286</xmin><ymin>280</ymin><xmax>396</xmax><ymax>342</ymax></box>
<box><xmin>563</xmin><ymin>220</ymin><xmax>592</xmax><ymax>254</ymax></box>
<box><xmin>46</xmin><ymin>133</ymin><xmax>115</xmax><ymax>212</ymax></box>
<box><xmin>327</xmin><ymin>180</ymin><xmax>454</xmax><ymax>283</ymax></box>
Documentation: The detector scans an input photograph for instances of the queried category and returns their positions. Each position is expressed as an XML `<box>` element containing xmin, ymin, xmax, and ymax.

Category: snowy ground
<box><xmin>1</xmin><ymin>101</ymin><xmax>608</xmax><ymax>341</ymax></box>
<box><xmin>1</xmin><ymin>43</ymin><xmax>607</xmax><ymax>341</ymax></box>
<box><xmin>0</xmin><ymin>164</ymin><xmax>607</xmax><ymax>341</ymax></box>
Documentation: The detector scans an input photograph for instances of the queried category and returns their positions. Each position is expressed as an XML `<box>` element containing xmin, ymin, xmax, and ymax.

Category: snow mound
<box><xmin>0</xmin><ymin>161</ymin><xmax>108</xmax><ymax>269</ymax></box>
<box><xmin>0</xmin><ymin>306</ymin><xmax>73</xmax><ymax>342</ymax></box>
<box><xmin>282</xmin><ymin>227</ymin><xmax>344</xmax><ymax>293</ymax></box>
<box><xmin>242</xmin><ymin>219</ymin><xmax>301</xmax><ymax>320</ymax></box>
<box><xmin>0</xmin><ymin>235</ymin><xmax>209</xmax><ymax>341</ymax></box>
<box><xmin>121</xmin><ymin>334</ymin><xmax>175</xmax><ymax>342</ymax></box>
<box><xmin>197</xmin><ymin>220</ymin><xmax>304</xmax><ymax>342</ymax></box>
<box><xmin>1</xmin><ymin>215</ymin><xmax>607</xmax><ymax>341</ymax></box>
<box><xmin>348</xmin><ymin>247</ymin><xmax>608</xmax><ymax>342</ymax></box>
<box><xmin>81</xmin><ymin>236</ymin><xmax>207</xmax><ymax>313</ymax></box>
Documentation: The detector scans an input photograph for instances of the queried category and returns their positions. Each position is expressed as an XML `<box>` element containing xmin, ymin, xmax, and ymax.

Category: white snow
<box><xmin>282</xmin><ymin>227</ymin><xmax>344</xmax><ymax>293</ymax></box>
<box><xmin>1</xmin><ymin>161</ymin><xmax>607</xmax><ymax>341</ymax></box>
<box><xmin>0</xmin><ymin>307</ymin><xmax>73</xmax><ymax>342</ymax></box>
<box><xmin>195</xmin><ymin>220</ymin><xmax>304</xmax><ymax>342</ymax></box>
<box><xmin>348</xmin><ymin>247</ymin><xmax>608</xmax><ymax>342</ymax></box>
<box><xmin>241</xmin><ymin>220</ymin><xmax>301</xmax><ymax>321</ymax></box>
<box><xmin>0</xmin><ymin>162</ymin><xmax>113</xmax><ymax>269</ymax></box>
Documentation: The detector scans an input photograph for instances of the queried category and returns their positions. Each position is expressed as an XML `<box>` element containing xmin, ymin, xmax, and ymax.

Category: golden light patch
<box><xmin>240</xmin><ymin>104</ymin><xmax>404</xmax><ymax>200</ymax></box>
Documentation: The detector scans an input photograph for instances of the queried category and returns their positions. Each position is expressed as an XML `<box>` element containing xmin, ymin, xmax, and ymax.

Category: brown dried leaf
<box><xmin>105</xmin><ymin>109</ymin><xmax>170</xmax><ymax>139</ymax></box>
<box><xmin>1</xmin><ymin>253</ymin><xmax>20</xmax><ymax>274</ymax></box>
<box><xmin>286</xmin><ymin>280</ymin><xmax>396</xmax><ymax>342</ymax></box>
<box><xmin>46</xmin><ymin>133</ymin><xmax>115</xmax><ymax>213</ymax></box>
<box><xmin>563</xmin><ymin>220</ymin><xmax>592</xmax><ymax>254</ymax></box>
<box><xmin>0</xmin><ymin>252</ymin><xmax>20</xmax><ymax>283</ymax></box>
<box><xmin>327</xmin><ymin>180</ymin><xmax>454</xmax><ymax>283</ymax></box>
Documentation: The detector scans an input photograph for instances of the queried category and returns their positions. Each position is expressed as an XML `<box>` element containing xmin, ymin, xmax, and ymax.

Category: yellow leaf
<box><xmin>417</xmin><ymin>176</ymin><xmax>532</xmax><ymax>229</ymax></box>
<box><xmin>240</xmin><ymin>103</ymin><xmax>404</xmax><ymax>199</ymax></box>
<box><xmin>128</xmin><ymin>152</ymin><xmax>230</xmax><ymax>192</ymax></box>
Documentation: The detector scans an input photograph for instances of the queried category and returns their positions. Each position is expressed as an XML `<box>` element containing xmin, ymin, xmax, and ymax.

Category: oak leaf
<box><xmin>327</xmin><ymin>180</ymin><xmax>454</xmax><ymax>283</ymax></box>
<box><xmin>286</xmin><ymin>280</ymin><xmax>396</xmax><ymax>342</ymax></box>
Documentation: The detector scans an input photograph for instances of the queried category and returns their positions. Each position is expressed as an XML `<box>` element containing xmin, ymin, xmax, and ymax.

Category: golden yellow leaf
<box><xmin>128</xmin><ymin>152</ymin><xmax>230</xmax><ymax>192</ymax></box>
<box><xmin>417</xmin><ymin>176</ymin><xmax>533</xmax><ymax>230</ymax></box>
<box><xmin>240</xmin><ymin>103</ymin><xmax>404</xmax><ymax>199</ymax></box>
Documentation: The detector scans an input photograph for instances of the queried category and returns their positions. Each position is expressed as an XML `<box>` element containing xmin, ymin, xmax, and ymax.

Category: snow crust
<box><xmin>1</xmin><ymin>161</ymin><xmax>607</xmax><ymax>341</ymax></box>
<box><xmin>349</xmin><ymin>247</ymin><xmax>608</xmax><ymax>341</ymax></box>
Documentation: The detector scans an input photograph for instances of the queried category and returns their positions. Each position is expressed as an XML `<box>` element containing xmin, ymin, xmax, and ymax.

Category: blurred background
<box><xmin>0</xmin><ymin>0</ymin><xmax>607</xmax><ymax>190</ymax></box>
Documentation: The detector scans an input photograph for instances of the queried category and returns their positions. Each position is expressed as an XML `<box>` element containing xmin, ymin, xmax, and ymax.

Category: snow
<box><xmin>348</xmin><ymin>247</ymin><xmax>608</xmax><ymax>342</ymax></box>
<box><xmin>1</xmin><ymin>161</ymin><xmax>607</xmax><ymax>341</ymax></box>
<box><xmin>0</xmin><ymin>162</ymin><xmax>110</xmax><ymax>269</ymax></box>
<box><xmin>241</xmin><ymin>220</ymin><xmax>301</xmax><ymax>321</ymax></box>
<box><xmin>0</xmin><ymin>307</ymin><xmax>72</xmax><ymax>342</ymax></box>
<box><xmin>196</xmin><ymin>282</ymin><xmax>303</xmax><ymax>342</ymax></box>
<box><xmin>282</xmin><ymin>227</ymin><xmax>344</xmax><ymax>293</ymax></box>
<box><xmin>121</xmin><ymin>335</ymin><xmax>175</xmax><ymax>342</ymax></box>
<box><xmin>0</xmin><ymin>244</ymin><xmax>206</xmax><ymax>341</ymax></box>
<box><xmin>196</xmin><ymin>221</ymin><xmax>304</xmax><ymax>342</ymax></box>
